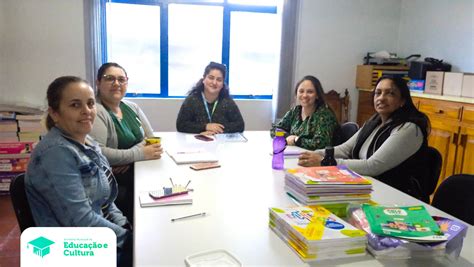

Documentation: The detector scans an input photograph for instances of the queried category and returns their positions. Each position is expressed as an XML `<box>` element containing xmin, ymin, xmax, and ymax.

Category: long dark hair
<box><xmin>188</xmin><ymin>61</ymin><xmax>230</xmax><ymax>99</ymax></box>
<box><xmin>372</xmin><ymin>76</ymin><xmax>430</xmax><ymax>139</ymax></box>
<box><xmin>294</xmin><ymin>75</ymin><xmax>328</xmax><ymax>110</ymax></box>
<box><xmin>46</xmin><ymin>76</ymin><xmax>89</xmax><ymax>130</ymax></box>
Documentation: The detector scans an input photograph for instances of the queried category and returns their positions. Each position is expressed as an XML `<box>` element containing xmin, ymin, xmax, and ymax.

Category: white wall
<box><xmin>398</xmin><ymin>0</ymin><xmax>474</xmax><ymax>72</ymax></box>
<box><xmin>2</xmin><ymin>0</ymin><xmax>86</xmax><ymax>109</ymax></box>
<box><xmin>0</xmin><ymin>0</ymin><xmax>5</xmax><ymax>99</ymax></box>
<box><xmin>1</xmin><ymin>0</ymin><xmax>473</xmax><ymax>130</ymax></box>
<box><xmin>294</xmin><ymin>0</ymin><xmax>402</xmax><ymax>122</ymax></box>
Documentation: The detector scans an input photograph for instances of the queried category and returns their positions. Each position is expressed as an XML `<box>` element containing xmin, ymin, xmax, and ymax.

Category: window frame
<box><xmin>100</xmin><ymin>0</ymin><xmax>279</xmax><ymax>100</ymax></box>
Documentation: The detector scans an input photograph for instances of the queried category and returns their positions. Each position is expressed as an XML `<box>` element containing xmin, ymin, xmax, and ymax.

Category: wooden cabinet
<box><xmin>416</xmin><ymin>98</ymin><xmax>462</xmax><ymax>186</ymax></box>
<box><xmin>411</xmin><ymin>97</ymin><xmax>474</xmax><ymax>188</ymax></box>
<box><xmin>456</xmin><ymin>106</ymin><xmax>474</xmax><ymax>174</ymax></box>
<box><xmin>356</xmin><ymin>65</ymin><xmax>409</xmax><ymax>89</ymax></box>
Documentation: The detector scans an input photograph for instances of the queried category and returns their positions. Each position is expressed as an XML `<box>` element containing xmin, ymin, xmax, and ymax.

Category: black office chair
<box><xmin>432</xmin><ymin>174</ymin><xmax>474</xmax><ymax>225</ymax></box>
<box><xmin>9</xmin><ymin>173</ymin><xmax>36</xmax><ymax>232</ymax></box>
<box><xmin>332</xmin><ymin>122</ymin><xmax>359</xmax><ymax>146</ymax></box>
<box><xmin>406</xmin><ymin>146</ymin><xmax>442</xmax><ymax>203</ymax></box>
<box><xmin>424</xmin><ymin>146</ymin><xmax>442</xmax><ymax>197</ymax></box>
<box><xmin>340</xmin><ymin>122</ymin><xmax>359</xmax><ymax>143</ymax></box>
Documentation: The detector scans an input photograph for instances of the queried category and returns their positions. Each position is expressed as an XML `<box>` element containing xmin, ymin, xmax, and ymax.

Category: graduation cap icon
<box><xmin>27</xmin><ymin>236</ymin><xmax>55</xmax><ymax>258</ymax></box>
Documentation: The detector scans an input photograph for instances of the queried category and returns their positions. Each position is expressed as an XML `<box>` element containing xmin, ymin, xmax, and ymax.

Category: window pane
<box><xmin>228</xmin><ymin>0</ymin><xmax>277</xmax><ymax>6</ymax></box>
<box><xmin>168</xmin><ymin>4</ymin><xmax>223</xmax><ymax>97</ymax></box>
<box><xmin>106</xmin><ymin>3</ymin><xmax>161</xmax><ymax>94</ymax></box>
<box><xmin>229</xmin><ymin>11</ymin><xmax>282</xmax><ymax>96</ymax></box>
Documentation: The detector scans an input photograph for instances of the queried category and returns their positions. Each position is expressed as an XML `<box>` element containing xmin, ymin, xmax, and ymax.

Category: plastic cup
<box><xmin>145</xmin><ymin>137</ymin><xmax>161</xmax><ymax>145</ymax></box>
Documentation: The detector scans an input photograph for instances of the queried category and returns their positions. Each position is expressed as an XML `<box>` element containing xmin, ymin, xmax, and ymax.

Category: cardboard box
<box><xmin>461</xmin><ymin>74</ymin><xmax>474</xmax><ymax>98</ymax></box>
<box><xmin>443</xmin><ymin>72</ymin><xmax>463</xmax><ymax>97</ymax></box>
<box><xmin>424</xmin><ymin>71</ymin><xmax>444</xmax><ymax>95</ymax></box>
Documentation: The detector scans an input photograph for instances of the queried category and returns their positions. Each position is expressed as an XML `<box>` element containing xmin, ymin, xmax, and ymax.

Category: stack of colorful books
<box><xmin>284</xmin><ymin>165</ymin><xmax>372</xmax><ymax>205</ymax></box>
<box><xmin>269</xmin><ymin>206</ymin><xmax>367</xmax><ymax>262</ymax></box>
<box><xmin>16</xmin><ymin>114</ymin><xmax>45</xmax><ymax>142</ymax></box>
<box><xmin>0</xmin><ymin>111</ymin><xmax>18</xmax><ymax>142</ymax></box>
<box><xmin>0</xmin><ymin>141</ymin><xmax>36</xmax><ymax>195</ymax></box>
<box><xmin>349</xmin><ymin>204</ymin><xmax>468</xmax><ymax>260</ymax></box>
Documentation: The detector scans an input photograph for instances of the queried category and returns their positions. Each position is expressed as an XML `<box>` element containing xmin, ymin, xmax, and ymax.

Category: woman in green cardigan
<box><xmin>271</xmin><ymin>75</ymin><xmax>338</xmax><ymax>150</ymax></box>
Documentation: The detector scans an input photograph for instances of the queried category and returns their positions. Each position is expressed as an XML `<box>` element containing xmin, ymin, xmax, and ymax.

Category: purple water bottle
<box><xmin>272</xmin><ymin>129</ymin><xmax>286</xmax><ymax>170</ymax></box>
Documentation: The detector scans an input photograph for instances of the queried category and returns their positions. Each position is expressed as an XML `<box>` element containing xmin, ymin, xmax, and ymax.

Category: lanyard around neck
<box><xmin>201</xmin><ymin>92</ymin><xmax>218</xmax><ymax>122</ymax></box>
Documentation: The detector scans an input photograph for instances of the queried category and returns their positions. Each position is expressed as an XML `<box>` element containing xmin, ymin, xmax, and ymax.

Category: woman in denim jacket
<box><xmin>25</xmin><ymin>76</ymin><xmax>132</xmax><ymax>266</ymax></box>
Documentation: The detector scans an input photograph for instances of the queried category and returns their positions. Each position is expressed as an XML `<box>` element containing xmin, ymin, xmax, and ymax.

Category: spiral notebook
<box><xmin>139</xmin><ymin>191</ymin><xmax>193</xmax><ymax>207</ymax></box>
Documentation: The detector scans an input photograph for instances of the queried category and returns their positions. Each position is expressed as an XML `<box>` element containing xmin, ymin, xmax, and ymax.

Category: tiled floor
<box><xmin>0</xmin><ymin>195</ymin><xmax>20</xmax><ymax>267</ymax></box>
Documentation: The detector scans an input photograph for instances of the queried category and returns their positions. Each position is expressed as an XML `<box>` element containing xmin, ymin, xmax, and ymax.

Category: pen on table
<box><xmin>171</xmin><ymin>212</ymin><xmax>206</xmax><ymax>222</ymax></box>
<box><xmin>169</xmin><ymin>177</ymin><xmax>175</xmax><ymax>187</ymax></box>
<box><xmin>184</xmin><ymin>180</ymin><xmax>191</xmax><ymax>189</ymax></box>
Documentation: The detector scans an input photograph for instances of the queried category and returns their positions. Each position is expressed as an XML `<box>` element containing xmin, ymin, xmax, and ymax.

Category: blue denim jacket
<box><xmin>25</xmin><ymin>127</ymin><xmax>129</xmax><ymax>247</ymax></box>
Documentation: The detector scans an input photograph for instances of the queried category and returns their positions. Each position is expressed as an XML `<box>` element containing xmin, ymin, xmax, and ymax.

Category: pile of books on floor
<box><xmin>0</xmin><ymin>111</ymin><xmax>45</xmax><ymax>142</ymax></box>
<box><xmin>349</xmin><ymin>204</ymin><xmax>468</xmax><ymax>260</ymax></box>
<box><xmin>269</xmin><ymin>205</ymin><xmax>367</xmax><ymax>262</ymax></box>
<box><xmin>0</xmin><ymin>141</ymin><xmax>36</xmax><ymax>195</ymax></box>
<box><xmin>284</xmin><ymin>165</ymin><xmax>373</xmax><ymax>205</ymax></box>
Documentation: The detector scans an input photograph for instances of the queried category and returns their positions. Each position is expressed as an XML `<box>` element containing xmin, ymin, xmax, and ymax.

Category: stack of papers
<box><xmin>166</xmin><ymin>150</ymin><xmax>218</xmax><ymax>165</ymax></box>
<box><xmin>284</xmin><ymin>166</ymin><xmax>372</xmax><ymax>205</ymax></box>
<box><xmin>349</xmin><ymin>207</ymin><xmax>468</xmax><ymax>260</ymax></box>
<box><xmin>269</xmin><ymin>206</ymin><xmax>367</xmax><ymax>262</ymax></box>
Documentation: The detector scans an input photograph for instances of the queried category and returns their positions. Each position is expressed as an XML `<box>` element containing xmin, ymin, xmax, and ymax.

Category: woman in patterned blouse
<box><xmin>176</xmin><ymin>61</ymin><xmax>245</xmax><ymax>135</ymax></box>
<box><xmin>271</xmin><ymin>75</ymin><xmax>338</xmax><ymax>150</ymax></box>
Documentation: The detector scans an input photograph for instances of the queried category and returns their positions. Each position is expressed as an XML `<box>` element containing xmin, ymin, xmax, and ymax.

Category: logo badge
<box><xmin>27</xmin><ymin>236</ymin><xmax>55</xmax><ymax>258</ymax></box>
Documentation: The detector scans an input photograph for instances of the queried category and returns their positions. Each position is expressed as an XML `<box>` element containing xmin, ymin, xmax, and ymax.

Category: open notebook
<box><xmin>166</xmin><ymin>150</ymin><xmax>218</xmax><ymax>165</ymax></box>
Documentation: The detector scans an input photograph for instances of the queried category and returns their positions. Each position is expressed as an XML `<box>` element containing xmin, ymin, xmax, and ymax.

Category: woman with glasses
<box><xmin>90</xmin><ymin>62</ymin><xmax>162</xmax><ymax>165</ymax></box>
<box><xmin>176</xmin><ymin>61</ymin><xmax>245</xmax><ymax>135</ymax></box>
<box><xmin>90</xmin><ymin>62</ymin><xmax>162</xmax><ymax>222</ymax></box>
<box><xmin>25</xmin><ymin>76</ymin><xmax>132</xmax><ymax>266</ymax></box>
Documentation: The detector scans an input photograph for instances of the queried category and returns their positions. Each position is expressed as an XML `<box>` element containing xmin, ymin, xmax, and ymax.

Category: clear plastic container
<box><xmin>185</xmin><ymin>249</ymin><xmax>242</xmax><ymax>267</ymax></box>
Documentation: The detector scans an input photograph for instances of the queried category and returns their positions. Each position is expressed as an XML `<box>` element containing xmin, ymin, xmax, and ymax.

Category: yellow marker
<box><xmin>145</xmin><ymin>136</ymin><xmax>161</xmax><ymax>145</ymax></box>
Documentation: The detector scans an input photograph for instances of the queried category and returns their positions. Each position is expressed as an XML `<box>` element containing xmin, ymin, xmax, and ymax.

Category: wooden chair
<box><xmin>324</xmin><ymin>89</ymin><xmax>349</xmax><ymax>123</ymax></box>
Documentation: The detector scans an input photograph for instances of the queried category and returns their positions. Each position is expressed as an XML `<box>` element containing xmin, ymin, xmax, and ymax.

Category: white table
<box><xmin>134</xmin><ymin>131</ymin><xmax>473</xmax><ymax>266</ymax></box>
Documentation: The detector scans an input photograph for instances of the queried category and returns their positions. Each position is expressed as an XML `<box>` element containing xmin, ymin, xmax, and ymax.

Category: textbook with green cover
<box><xmin>362</xmin><ymin>204</ymin><xmax>447</xmax><ymax>242</ymax></box>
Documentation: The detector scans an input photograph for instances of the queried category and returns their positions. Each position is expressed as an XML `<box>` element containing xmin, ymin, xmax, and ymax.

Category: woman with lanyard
<box><xmin>90</xmin><ymin>62</ymin><xmax>163</xmax><ymax>222</ymax></box>
<box><xmin>176</xmin><ymin>61</ymin><xmax>245</xmax><ymax>135</ymax></box>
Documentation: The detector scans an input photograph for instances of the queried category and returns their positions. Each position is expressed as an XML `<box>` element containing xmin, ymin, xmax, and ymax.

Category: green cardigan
<box><xmin>270</xmin><ymin>105</ymin><xmax>338</xmax><ymax>150</ymax></box>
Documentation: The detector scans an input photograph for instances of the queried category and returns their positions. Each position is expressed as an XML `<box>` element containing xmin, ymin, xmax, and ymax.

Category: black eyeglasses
<box><xmin>102</xmin><ymin>75</ymin><xmax>128</xmax><ymax>85</ymax></box>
